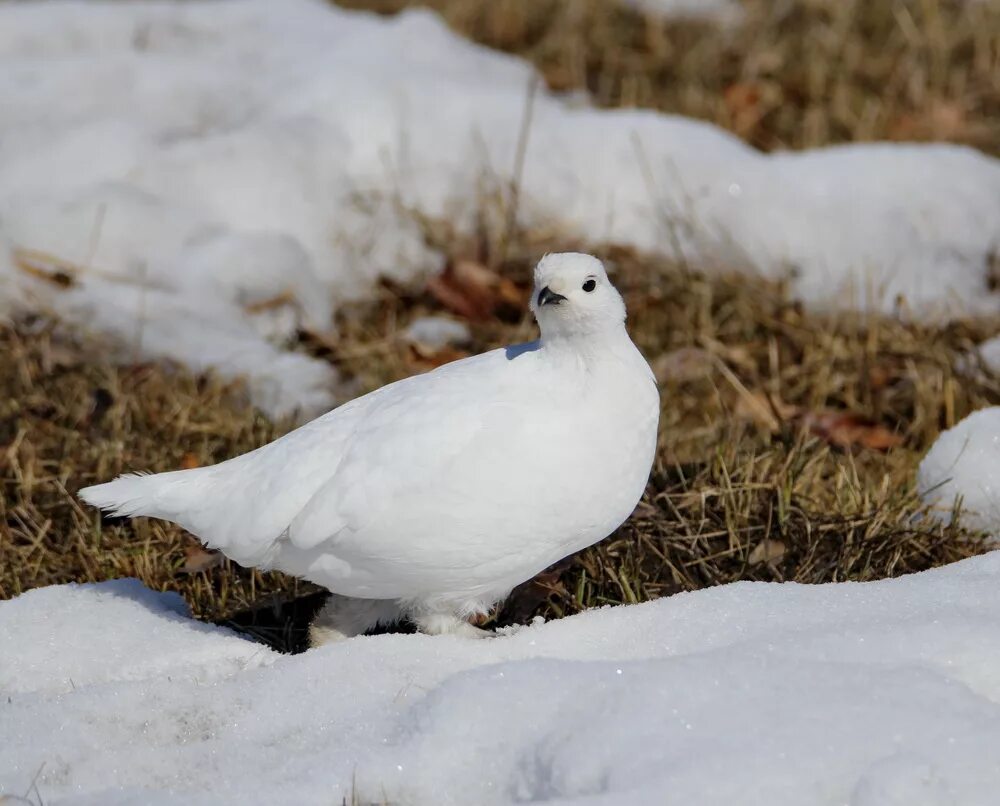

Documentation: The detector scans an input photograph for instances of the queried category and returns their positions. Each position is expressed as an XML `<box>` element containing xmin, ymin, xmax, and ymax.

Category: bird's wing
<box><xmin>164</xmin><ymin>391</ymin><xmax>374</xmax><ymax>566</ymax></box>
<box><xmin>191</xmin><ymin>345</ymin><xmax>537</xmax><ymax>566</ymax></box>
<box><xmin>281</xmin><ymin>346</ymin><xmax>540</xmax><ymax>554</ymax></box>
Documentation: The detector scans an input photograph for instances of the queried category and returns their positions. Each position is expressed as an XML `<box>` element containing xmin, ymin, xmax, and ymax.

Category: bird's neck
<box><xmin>540</xmin><ymin>323</ymin><xmax>639</xmax><ymax>367</ymax></box>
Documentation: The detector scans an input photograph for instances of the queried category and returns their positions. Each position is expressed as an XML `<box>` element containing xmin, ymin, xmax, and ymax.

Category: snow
<box><xmin>4</xmin><ymin>4</ymin><xmax>1000</xmax><ymax>801</ymax></box>
<box><xmin>3</xmin><ymin>0</ymin><xmax>1000</xmax><ymax>417</ymax></box>
<box><xmin>919</xmin><ymin>407</ymin><xmax>1000</xmax><ymax>533</ymax></box>
<box><xmin>623</xmin><ymin>0</ymin><xmax>743</xmax><ymax>25</ymax></box>
<box><xmin>0</xmin><ymin>579</ymin><xmax>272</xmax><ymax>694</ymax></box>
<box><xmin>975</xmin><ymin>335</ymin><xmax>1000</xmax><ymax>379</ymax></box>
<box><xmin>4</xmin><ymin>557</ymin><xmax>1000</xmax><ymax>804</ymax></box>
<box><xmin>403</xmin><ymin>315</ymin><xmax>471</xmax><ymax>349</ymax></box>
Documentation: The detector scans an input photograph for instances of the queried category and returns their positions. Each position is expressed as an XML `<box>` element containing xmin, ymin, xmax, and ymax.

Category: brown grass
<box><xmin>3</xmin><ymin>245</ymin><xmax>996</xmax><ymax>649</ymax></box>
<box><xmin>329</xmin><ymin>246</ymin><xmax>999</xmax><ymax>631</ymax></box>
<box><xmin>337</xmin><ymin>0</ymin><xmax>1000</xmax><ymax>154</ymax></box>
<box><xmin>3</xmin><ymin>0</ymin><xmax>1000</xmax><ymax>651</ymax></box>
<box><xmin>0</xmin><ymin>320</ymin><xmax>313</xmax><ymax>618</ymax></box>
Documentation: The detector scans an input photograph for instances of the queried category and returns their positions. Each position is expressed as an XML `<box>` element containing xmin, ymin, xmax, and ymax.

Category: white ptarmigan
<box><xmin>79</xmin><ymin>253</ymin><xmax>660</xmax><ymax>643</ymax></box>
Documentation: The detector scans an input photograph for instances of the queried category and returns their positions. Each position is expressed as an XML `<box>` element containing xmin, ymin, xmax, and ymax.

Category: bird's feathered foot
<box><xmin>412</xmin><ymin>612</ymin><xmax>495</xmax><ymax>639</ymax></box>
<box><xmin>308</xmin><ymin>594</ymin><xmax>402</xmax><ymax>647</ymax></box>
<box><xmin>308</xmin><ymin>593</ymin><xmax>499</xmax><ymax>646</ymax></box>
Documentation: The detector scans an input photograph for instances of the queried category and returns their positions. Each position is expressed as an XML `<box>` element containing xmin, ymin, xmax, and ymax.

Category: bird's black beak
<box><xmin>537</xmin><ymin>286</ymin><xmax>567</xmax><ymax>306</ymax></box>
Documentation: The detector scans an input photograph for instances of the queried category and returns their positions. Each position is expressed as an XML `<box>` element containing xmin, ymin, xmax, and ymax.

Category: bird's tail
<box><xmin>78</xmin><ymin>468</ymin><xmax>207</xmax><ymax>524</ymax></box>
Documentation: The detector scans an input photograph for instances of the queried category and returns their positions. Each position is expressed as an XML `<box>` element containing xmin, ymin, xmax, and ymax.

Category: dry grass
<box><xmin>0</xmin><ymin>320</ymin><xmax>314</xmax><ymax>619</ymax></box>
<box><xmin>328</xmin><ymin>246</ymin><xmax>999</xmax><ymax>630</ymax></box>
<box><xmin>3</xmin><ymin>246</ymin><xmax>996</xmax><ymax>649</ymax></box>
<box><xmin>338</xmin><ymin>0</ymin><xmax>1000</xmax><ymax>154</ymax></box>
<box><xmin>3</xmin><ymin>0</ymin><xmax>1000</xmax><ymax>651</ymax></box>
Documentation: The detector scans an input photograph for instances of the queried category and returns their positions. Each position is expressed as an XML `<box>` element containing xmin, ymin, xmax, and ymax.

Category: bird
<box><xmin>79</xmin><ymin>253</ymin><xmax>660</xmax><ymax>644</ymax></box>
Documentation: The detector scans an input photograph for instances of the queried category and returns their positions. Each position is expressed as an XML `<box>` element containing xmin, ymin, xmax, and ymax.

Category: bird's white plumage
<box><xmin>80</xmin><ymin>253</ymin><xmax>660</xmax><ymax>637</ymax></box>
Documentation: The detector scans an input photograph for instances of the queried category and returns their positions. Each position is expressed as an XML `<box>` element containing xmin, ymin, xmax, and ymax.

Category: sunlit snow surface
<box><xmin>919</xmin><ymin>407</ymin><xmax>1000</xmax><ymax>534</ymax></box>
<box><xmin>5</xmin><ymin>4</ymin><xmax>1000</xmax><ymax>802</ymax></box>
<box><xmin>3</xmin><ymin>0</ymin><xmax>1000</xmax><ymax>416</ymax></box>
<box><xmin>623</xmin><ymin>0</ymin><xmax>743</xmax><ymax>24</ymax></box>
<box><xmin>3</xmin><ymin>561</ymin><xmax>1000</xmax><ymax>805</ymax></box>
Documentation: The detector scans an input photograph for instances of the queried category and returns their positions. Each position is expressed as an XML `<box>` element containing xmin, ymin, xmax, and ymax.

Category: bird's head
<box><xmin>530</xmin><ymin>253</ymin><xmax>626</xmax><ymax>340</ymax></box>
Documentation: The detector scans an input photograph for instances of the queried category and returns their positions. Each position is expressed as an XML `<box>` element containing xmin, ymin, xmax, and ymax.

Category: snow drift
<box><xmin>3</xmin><ymin>0</ymin><xmax>1000</xmax><ymax>417</ymax></box>
<box><xmin>5</xmin><ymin>559</ymin><xmax>1000</xmax><ymax>804</ymax></box>
<box><xmin>919</xmin><ymin>407</ymin><xmax>1000</xmax><ymax>534</ymax></box>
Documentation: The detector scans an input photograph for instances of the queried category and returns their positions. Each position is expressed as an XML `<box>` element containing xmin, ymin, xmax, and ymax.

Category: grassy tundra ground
<box><xmin>2</xmin><ymin>0</ymin><xmax>999</xmax><ymax>651</ymax></box>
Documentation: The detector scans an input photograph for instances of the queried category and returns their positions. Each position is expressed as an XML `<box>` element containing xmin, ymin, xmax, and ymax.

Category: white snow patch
<box><xmin>976</xmin><ymin>334</ymin><xmax>1000</xmax><ymax>376</ymax></box>
<box><xmin>919</xmin><ymin>407</ymin><xmax>1000</xmax><ymax>533</ymax></box>
<box><xmin>403</xmin><ymin>315</ymin><xmax>471</xmax><ymax>349</ymax></box>
<box><xmin>623</xmin><ymin>0</ymin><xmax>743</xmax><ymax>25</ymax></box>
<box><xmin>0</xmin><ymin>579</ymin><xmax>275</xmax><ymax>695</ymax></box>
<box><xmin>2</xmin><ymin>0</ymin><xmax>1000</xmax><ymax>416</ymax></box>
<box><xmin>5</xmin><ymin>557</ymin><xmax>1000</xmax><ymax>804</ymax></box>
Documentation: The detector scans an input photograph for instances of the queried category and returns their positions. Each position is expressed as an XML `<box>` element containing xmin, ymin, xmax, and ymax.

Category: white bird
<box><xmin>79</xmin><ymin>253</ymin><xmax>660</xmax><ymax>644</ymax></box>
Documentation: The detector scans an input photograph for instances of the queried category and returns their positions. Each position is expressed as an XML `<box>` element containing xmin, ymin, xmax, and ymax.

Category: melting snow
<box><xmin>2</xmin><ymin>0</ymin><xmax>1000</xmax><ymax>416</ymax></box>
<box><xmin>919</xmin><ymin>407</ymin><xmax>1000</xmax><ymax>534</ymax></box>
<box><xmin>5</xmin><ymin>561</ymin><xmax>1000</xmax><ymax>804</ymax></box>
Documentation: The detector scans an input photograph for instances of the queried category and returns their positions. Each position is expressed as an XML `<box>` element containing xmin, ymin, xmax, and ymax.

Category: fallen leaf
<box><xmin>181</xmin><ymin>545</ymin><xmax>224</xmax><ymax>574</ymax></box>
<box><xmin>180</xmin><ymin>452</ymin><xmax>201</xmax><ymax>469</ymax></box>
<box><xmin>427</xmin><ymin>259</ymin><xmax>524</xmax><ymax>321</ymax></box>
<box><xmin>723</xmin><ymin>81</ymin><xmax>780</xmax><ymax>138</ymax></box>
<box><xmin>890</xmin><ymin>100</ymin><xmax>970</xmax><ymax>142</ymax></box>
<box><xmin>867</xmin><ymin>365</ymin><xmax>894</xmax><ymax>391</ymax></box>
<box><xmin>799</xmin><ymin>410</ymin><xmax>903</xmax><ymax>451</ymax></box>
<box><xmin>749</xmin><ymin>539</ymin><xmax>786</xmax><ymax>566</ymax></box>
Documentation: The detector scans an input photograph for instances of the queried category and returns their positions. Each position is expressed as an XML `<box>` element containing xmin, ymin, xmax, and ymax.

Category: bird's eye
<box><xmin>582</xmin><ymin>279</ymin><xmax>597</xmax><ymax>292</ymax></box>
